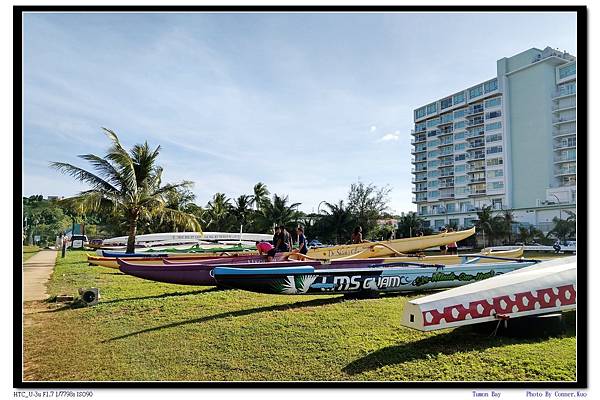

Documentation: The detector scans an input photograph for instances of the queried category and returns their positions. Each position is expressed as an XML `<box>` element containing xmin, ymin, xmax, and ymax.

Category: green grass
<box><xmin>23</xmin><ymin>251</ymin><xmax>577</xmax><ymax>382</ymax></box>
<box><xmin>22</xmin><ymin>245</ymin><xmax>40</xmax><ymax>262</ymax></box>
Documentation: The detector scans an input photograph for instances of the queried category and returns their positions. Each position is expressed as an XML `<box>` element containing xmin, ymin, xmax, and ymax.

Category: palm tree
<box><xmin>205</xmin><ymin>193</ymin><xmax>233</xmax><ymax>231</ymax></box>
<box><xmin>232</xmin><ymin>194</ymin><xmax>253</xmax><ymax>229</ymax></box>
<box><xmin>51</xmin><ymin>128</ymin><xmax>201</xmax><ymax>253</ymax></box>
<box><xmin>257</xmin><ymin>194</ymin><xmax>301</xmax><ymax>229</ymax></box>
<box><xmin>475</xmin><ymin>205</ymin><xmax>495</xmax><ymax>247</ymax></box>
<box><xmin>396</xmin><ymin>212</ymin><xmax>425</xmax><ymax>238</ymax></box>
<box><xmin>252</xmin><ymin>182</ymin><xmax>270</xmax><ymax>211</ymax></box>
<box><xmin>322</xmin><ymin>200</ymin><xmax>355</xmax><ymax>244</ymax></box>
<box><xmin>500</xmin><ymin>209</ymin><xmax>515</xmax><ymax>244</ymax></box>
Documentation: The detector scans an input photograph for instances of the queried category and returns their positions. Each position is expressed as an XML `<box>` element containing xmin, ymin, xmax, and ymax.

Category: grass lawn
<box><xmin>22</xmin><ymin>245</ymin><xmax>41</xmax><ymax>262</ymax></box>
<box><xmin>22</xmin><ymin>250</ymin><xmax>577</xmax><ymax>382</ymax></box>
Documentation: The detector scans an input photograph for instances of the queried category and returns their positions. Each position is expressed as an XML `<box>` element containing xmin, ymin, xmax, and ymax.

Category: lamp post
<box><xmin>551</xmin><ymin>194</ymin><xmax>563</xmax><ymax>220</ymax></box>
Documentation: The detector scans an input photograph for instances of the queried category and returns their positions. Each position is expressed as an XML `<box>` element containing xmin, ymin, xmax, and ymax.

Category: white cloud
<box><xmin>369</xmin><ymin>125</ymin><xmax>377</xmax><ymax>133</ymax></box>
<box><xmin>378</xmin><ymin>132</ymin><xmax>400</xmax><ymax>142</ymax></box>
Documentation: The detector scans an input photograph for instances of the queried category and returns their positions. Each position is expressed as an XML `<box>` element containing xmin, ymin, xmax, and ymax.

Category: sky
<box><xmin>22</xmin><ymin>11</ymin><xmax>577</xmax><ymax>214</ymax></box>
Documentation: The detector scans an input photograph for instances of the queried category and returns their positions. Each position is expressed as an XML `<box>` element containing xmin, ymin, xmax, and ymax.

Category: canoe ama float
<box><xmin>305</xmin><ymin>227</ymin><xmax>475</xmax><ymax>259</ymax></box>
<box><xmin>401</xmin><ymin>256</ymin><xmax>576</xmax><ymax>331</ymax></box>
<box><xmin>212</xmin><ymin>259</ymin><xmax>537</xmax><ymax>295</ymax></box>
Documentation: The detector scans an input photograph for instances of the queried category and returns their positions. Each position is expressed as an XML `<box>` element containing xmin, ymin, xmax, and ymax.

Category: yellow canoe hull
<box><xmin>306</xmin><ymin>227</ymin><xmax>476</xmax><ymax>260</ymax></box>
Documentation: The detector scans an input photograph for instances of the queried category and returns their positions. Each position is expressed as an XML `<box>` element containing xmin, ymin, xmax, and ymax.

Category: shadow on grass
<box><xmin>104</xmin><ymin>296</ymin><xmax>346</xmax><ymax>342</ymax></box>
<box><xmin>343</xmin><ymin>312</ymin><xmax>576</xmax><ymax>375</ymax></box>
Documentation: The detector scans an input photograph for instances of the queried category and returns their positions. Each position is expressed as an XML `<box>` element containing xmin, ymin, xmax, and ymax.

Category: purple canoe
<box><xmin>117</xmin><ymin>258</ymin><xmax>388</xmax><ymax>286</ymax></box>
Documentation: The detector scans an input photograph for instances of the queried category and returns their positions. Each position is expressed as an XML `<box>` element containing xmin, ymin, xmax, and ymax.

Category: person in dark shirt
<box><xmin>297</xmin><ymin>226</ymin><xmax>308</xmax><ymax>255</ymax></box>
<box><xmin>351</xmin><ymin>226</ymin><xmax>365</xmax><ymax>244</ymax></box>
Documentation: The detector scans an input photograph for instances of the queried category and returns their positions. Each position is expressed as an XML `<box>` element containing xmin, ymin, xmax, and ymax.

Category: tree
<box><xmin>396</xmin><ymin>212</ymin><xmax>425</xmax><ymax>238</ymax></box>
<box><xmin>500</xmin><ymin>209</ymin><xmax>516</xmax><ymax>244</ymax></box>
<box><xmin>205</xmin><ymin>193</ymin><xmax>233</xmax><ymax>231</ymax></box>
<box><xmin>320</xmin><ymin>200</ymin><xmax>355</xmax><ymax>244</ymax></box>
<box><xmin>549</xmin><ymin>215</ymin><xmax>576</xmax><ymax>242</ymax></box>
<box><xmin>252</xmin><ymin>182</ymin><xmax>270</xmax><ymax>211</ymax></box>
<box><xmin>475</xmin><ymin>205</ymin><xmax>495</xmax><ymax>247</ymax></box>
<box><xmin>347</xmin><ymin>181</ymin><xmax>391</xmax><ymax>237</ymax></box>
<box><xmin>232</xmin><ymin>194</ymin><xmax>254</xmax><ymax>230</ymax></box>
<box><xmin>51</xmin><ymin>128</ymin><xmax>201</xmax><ymax>253</ymax></box>
<box><xmin>256</xmin><ymin>194</ymin><xmax>301</xmax><ymax>231</ymax></box>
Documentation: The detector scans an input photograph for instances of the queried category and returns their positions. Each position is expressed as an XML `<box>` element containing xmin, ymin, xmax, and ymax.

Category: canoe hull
<box><xmin>401</xmin><ymin>257</ymin><xmax>576</xmax><ymax>331</ymax></box>
<box><xmin>213</xmin><ymin>261</ymin><xmax>536</xmax><ymax>295</ymax></box>
<box><xmin>305</xmin><ymin>227</ymin><xmax>475</xmax><ymax>259</ymax></box>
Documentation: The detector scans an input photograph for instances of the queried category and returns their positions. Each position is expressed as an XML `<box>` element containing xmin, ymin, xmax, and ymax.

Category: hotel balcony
<box><xmin>553</xmin><ymin>126</ymin><xmax>576</xmax><ymax>137</ymax></box>
<box><xmin>468</xmin><ymin>140</ymin><xmax>485</xmax><ymax>149</ymax></box>
<box><xmin>468</xmin><ymin>189</ymin><xmax>487</xmax><ymax>197</ymax></box>
<box><xmin>468</xmin><ymin>177</ymin><xmax>486</xmax><ymax>184</ymax></box>
<box><xmin>412</xmin><ymin>176</ymin><xmax>427</xmax><ymax>183</ymax></box>
<box><xmin>439</xmin><ymin>192</ymin><xmax>455</xmax><ymax>199</ymax></box>
<box><xmin>464</xmin><ymin>105</ymin><xmax>484</xmax><ymax>116</ymax></box>
<box><xmin>412</xmin><ymin>196</ymin><xmax>428</xmax><ymax>203</ymax></box>
<box><xmin>467</xmin><ymin>163</ymin><xmax>486</xmax><ymax>172</ymax></box>
<box><xmin>439</xmin><ymin>181</ymin><xmax>454</xmax><ymax>189</ymax></box>
<box><xmin>555</xmin><ymin>166</ymin><xmax>576</xmax><ymax>176</ymax></box>
<box><xmin>412</xmin><ymin>186</ymin><xmax>428</xmax><ymax>193</ymax></box>
<box><xmin>552</xmin><ymin>87</ymin><xmax>576</xmax><ymax>99</ymax></box>
<box><xmin>466</xmin><ymin>118</ymin><xmax>485</xmax><ymax>127</ymax></box>
<box><xmin>439</xmin><ymin>170</ymin><xmax>454</xmax><ymax>178</ymax></box>
<box><xmin>439</xmin><ymin>158</ymin><xmax>454</xmax><ymax>167</ymax></box>
<box><xmin>411</xmin><ymin>146</ymin><xmax>427</xmax><ymax>155</ymax></box>
<box><xmin>438</xmin><ymin>127</ymin><xmax>454</xmax><ymax>136</ymax></box>
<box><xmin>552</xmin><ymin>100</ymin><xmax>576</xmax><ymax>112</ymax></box>
<box><xmin>553</xmin><ymin>154</ymin><xmax>576</xmax><ymax>164</ymax></box>
<box><xmin>466</xmin><ymin>152</ymin><xmax>486</xmax><ymax>161</ymax></box>
<box><xmin>552</xmin><ymin>115</ymin><xmax>576</xmax><ymax>125</ymax></box>
<box><xmin>554</xmin><ymin>139</ymin><xmax>576</xmax><ymax>150</ymax></box>
<box><xmin>465</xmin><ymin>130</ymin><xmax>485</xmax><ymax>139</ymax></box>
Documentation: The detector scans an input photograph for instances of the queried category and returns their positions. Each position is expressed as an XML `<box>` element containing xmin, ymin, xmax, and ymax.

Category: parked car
<box><xmin>308</xmin><ymin>239</ymin><xmax>324</xmax><ymax>248</ymax></box>
<box><xmin>71</xmin><ymin>235</ymin><xmax>89</xmax><ymax>249</ymax></box>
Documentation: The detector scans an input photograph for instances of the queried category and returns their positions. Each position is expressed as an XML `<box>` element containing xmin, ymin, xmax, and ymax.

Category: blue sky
<box><xmin>22</xmin><ymin>12</ymin><xmax>576</xmax><ymax>214</ymax></box>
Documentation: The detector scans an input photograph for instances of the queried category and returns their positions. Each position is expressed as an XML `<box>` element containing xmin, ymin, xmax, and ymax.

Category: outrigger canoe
<box><xmin>118</xmin><ymin>255</ymin><xmax>529</xmax><ymax>287</ymax></box>
<box><xmin>401</xmin><ymin>256</ymin><xmax>576</xmax><ymax>331</ymax></box>
<box><xmin>305</xmin><ymin>227</ymin><xmax>475</xmax><ymax>259</ymax></box>
<box><xmin>88</xmin><ymin>252</ymin><xmax>266</xmax><ymax>269</ymax></box>
<box><xmin>212</xmin><ymin>258</ymin><xmax>538</xmax><ymax>295</ymax></box>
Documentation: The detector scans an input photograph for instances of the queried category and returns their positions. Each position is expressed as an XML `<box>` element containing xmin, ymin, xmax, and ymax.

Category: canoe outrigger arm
<box><xmin>461</xmin><ymin>254</ymin><xmax>541</xmax><ymax>264</ymax></box>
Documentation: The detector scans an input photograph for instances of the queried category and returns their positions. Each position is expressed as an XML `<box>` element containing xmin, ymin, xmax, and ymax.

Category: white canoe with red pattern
<box><xmin>401</xmin><ymin>256</ymin><xmax>576</xmax><ymax>331</ymax></box>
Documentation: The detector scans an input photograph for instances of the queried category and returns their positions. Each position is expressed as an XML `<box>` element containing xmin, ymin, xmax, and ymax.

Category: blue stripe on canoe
<box><xmin>213</xmin><ymin>266</ymin><xmax>316</xmax><ymax>276</ymax></box>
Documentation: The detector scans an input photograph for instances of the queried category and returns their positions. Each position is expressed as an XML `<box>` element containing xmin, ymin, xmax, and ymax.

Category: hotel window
<box><xmin>440</xmin><ymin>113</ymin><xmax>453</xmax><ymax>124</ymax></box>
<box><xmin>455</xmin><ymin>154</ymin><xmax>466</xmax><ymax>161</ymax></box>
<box><xmin>428</xmin><ymin>150</ymin><xmax>439</xmax><ymax>158</ymax></box>
<box><xmin>455</xmin><ymin>164</ymin><xmax>466</xmax><ymax>173</ymax></box>
<box><xmin>427</xmin><ymin>103</ymin><xmax>437</xmax><ymax>115</ymax></box>
<box><xmin>453</xmin><ymin>109</ymin><xmax>466</xmax><ymax>119</ymax></box>
<box><xmin>454</xmin><ymin>121</ymin><xmax>466</xmax><ymax>130</ymax></box>
<box><xmin>427</xmin><ymin>118</ymin><xmax>440</xmax><ymax>128</ymax></box>
<box><xmin>487</xmin><ymin>145</ymin><xmax>503</xmax><ymax>154</ymax></box>
<box><xmin>484</xmin><ymin>79</ymin><xmax>498</xmax><ymax>93</ymax></box>
<box><xmin>428</xmin><ymin>170</ymin><xmax>440</xmax><ymax>178</ymax></box>
<box><xmin>486</xmin><ymin>133</ymin><xmax>503</xmax><ymax>143</ymax></box>
<box><xmin>487</xmin><ymin>157</ymin><xmax>504</xmax><ymax>166</ymax></box>
<box><xmin>454</xmin><ymin>143</ymin><xmax>466</xmax><ymax>151</ymax></box>
<box><xmin>464</xmin><ymin>218</ymin><xmax>476</xmax><ymax>227</ymax></box>
<box><xmin>485</xmin><ymin>110</ymin><xmax>502</xmax><ymax>119</ymax></box>
<box><xmin>415</xmin><ymin>107</ymin><xmax>427</xmax><ymax>119</ymax></box>
<box><xmin>559</xmin><ymin>63</ymin><xmax>576</xmax><ymax>79</ymax></box>
<box><xmin>449</xmin><ymin>218</ymin><xmax>460</xmax><ymax>226</ymax></box>
<box><xmin>420</xmin><ymin>206</ymin><xmax>428</xmax><ymax>215</ymax></box>
<box><xmin>427</xmin><ymin>139</ymin><xmax>439</xmax><ymax>148</ymax></box>
<box><xmin>455</xmin><ymin>175</ymin><xmax>467</xmax><ymax>184</ymax></box>
<box><xmin>428</xmin><ymin>181</ymin><xmax>439</xmax><ymax>189</ymax></box>
<box><xmin>453</xmin><ymin>92</ymin><xmax>465</xmax><ymax>104</ymax></box>
<box><xmin>485</xmin><ymin>121</ymin><xmax>502</xmax><ymax>131</ymax></box>
<box><xmin>485</xmin><ymin>97</ymin><xmax>502</xmax><ymax>108</ymax></box>
<box><xmin>490</xmin><ymin>182</ymin><xmax>504</xmax><ymax>190</ymax></box>
<box><xmin>441</xmin><ymin>97</ymin><xmax>453</xmax><ymax>110</ymax></box>
<box><xmin>557</xmin><ymin>82</ymin><xmax>576</xmax><ymax>96</ymax></box>
<box><xmin>429</xmin><ymin>191</ymin><xmax>440</xmax><ymax>199</ymax></box>
<box><xmin>469</xmin><ymin>85</ymin><xmax>483</xmax><ymax>99</ymax></box>
<box><xmin>487</xmin><ymin>169</ymin><xmax>504</xmax><ymax>179</ymax></box>
<box><xmin>454</xmin><ymin>131</ymin><xmax>465</xmax><ymax>140</ymax></box>
<box><xmin>446</xmin><ymin>204</ymin><xmax>456</xmax><ymax>213</ymax></box>
<box><xmin>415</xmin><ymin>122</ymin><xmax>426</xmax><ymax>132</ymax></box>
<box><xmin>428</xmin><ymin>160</ymin><xmax>439</xmax><ymax>168</ymax></box>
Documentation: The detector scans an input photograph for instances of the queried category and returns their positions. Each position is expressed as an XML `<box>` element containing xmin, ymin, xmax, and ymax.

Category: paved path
<box><xmin>23</xmin><ymin>250</ymin><xmax>58</xmax><ymax>301</ymax></box>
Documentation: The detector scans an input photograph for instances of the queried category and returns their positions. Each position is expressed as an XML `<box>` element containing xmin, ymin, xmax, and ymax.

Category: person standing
<box><xmin>282</xmin><ymin>226</ymin><xmax>293</xmax><ymax>252</ymax></box>
<box><xmin>297</xmin><ymin>226</ymin><xmax>308</xmax><ymax>255</ymax></box>
<box><xmin>351</xmin><ymin>226</ymin><xmax>365</xmax><ymax>244</ymax></box>
<box><xmin>446</xmin><ymin>228</ymin><xmax>458</xmax><ymax>254</ymax></box>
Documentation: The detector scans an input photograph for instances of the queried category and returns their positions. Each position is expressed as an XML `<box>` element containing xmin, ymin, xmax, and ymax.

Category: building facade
<box><xmin>411</xmin><ymin>47</ymin><xmax>576</xmax><ymax>232</ymax></box>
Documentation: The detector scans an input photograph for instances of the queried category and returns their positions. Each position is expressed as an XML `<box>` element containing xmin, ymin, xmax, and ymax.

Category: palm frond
<box><xmin>50</xmin><ymin>162</ymin><xmax>120</xmax><ymax>194</ymax></box>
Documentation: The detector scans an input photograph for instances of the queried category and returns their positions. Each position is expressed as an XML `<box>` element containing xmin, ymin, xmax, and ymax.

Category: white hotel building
<box><xmin>411</xmin><ymin>46</ymin><xmax>576</xmax><ymax>232</ymax></box>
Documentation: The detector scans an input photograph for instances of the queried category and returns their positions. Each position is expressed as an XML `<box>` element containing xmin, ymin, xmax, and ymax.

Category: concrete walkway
<box><xmin>23</xmin><ymin>250</ymin><xmax>58</xmax><ymax>301</ymax></box>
